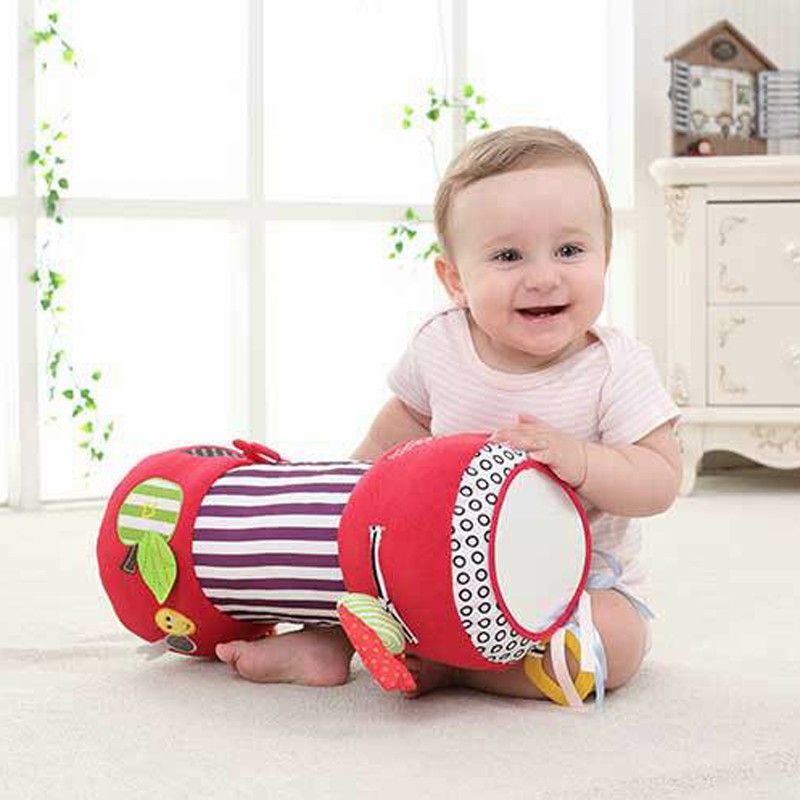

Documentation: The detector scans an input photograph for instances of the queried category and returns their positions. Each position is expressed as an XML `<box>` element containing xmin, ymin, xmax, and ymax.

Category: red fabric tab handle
<box><xmin>232</xmin><ymin>440</ymin><xmax>283</xmax><ymax>464</ymax></box>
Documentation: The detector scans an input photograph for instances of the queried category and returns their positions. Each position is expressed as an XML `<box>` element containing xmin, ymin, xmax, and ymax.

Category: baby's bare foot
<box><xmin>215</xmin><ymin>627</ymin><xmax>353</xmax><ymax>686</ymax></box>
<box><xmin>403</xmin><ymin>654</ymin><xmax>458</xmax><ymax>699</ymax></box>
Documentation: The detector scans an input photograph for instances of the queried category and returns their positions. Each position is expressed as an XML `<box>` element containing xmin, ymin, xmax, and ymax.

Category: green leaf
<box><xmin>28</xmin><ymin>270</ymin><xmax>40</xmax><ymax>283</ymax></box>
<box><xmin>403</xmin><ymin>105</ymin><xmax>413</xmax><ymax>116</ymax></box>
<box><xmin>395</xmin><ymin>241</ymin><xmax>403</xmax><ymax>254</ymax></box>
<box><xmin>402</xmin><ymin>119</ymin><xmax>411</xmax><ymax>129</ymax></box>
<box><xmin>137</xmin><ymin>531</ymin><xmax>178</xmax><ymax>604</ymax></box>
<box><xmin>463</xmin><ymin>83</ymin><xmax>475</xmax><ymax>98</ymax></box>
<box><xmin>58</xmin><ymin>178</ymin><xmax>69</xmax><ymax>189</ymax></box>
<box><xmin>476</xmin><ymin>95</ymin><xmax>485</xmax><ymax>104</ymax></box>
<box><xmin>48</xmin><ymin>12</ymin><xmax>59</xmax><ymax>23</ymax></box>
<box><xmin>27</xmin><ymin>150</ymin><xmax>39</xmax><ymax>165</ymax></box>
<box><xmin>80</xmin><ymin>421</ymin><xmax>94</xmax><ymax>434</ymax></box>
<box><xmin>421</xmin><ymin>241</ymin><xmax>442</xmax><ymax>260</ymax></box>
<box><xmin>91</xmin><ymin>370</ymin><xmax>102</xmax><ymax>381</ymax></box>
<box><xmin>49</xmin><ymin>351</ymin><xmax>64</xmax><ymax>377</ymax></box>
<box><xmin>62</xmin><ymin>389</ymin><xmax>74</xmax><ymax>400</ymax></box>
<box><xmin>404</xmin><ymin>207</ymin><xmax>417</xmax><ymax>221</ymax></box>
<box><xmin>72</xmin><ymin>405</ymin><xmax>83</xmax><ymax>417</ymax></box>
<box><xmin>426</xmin><ymin>109</ymin><xmax>440</xmax><ymax>122</ymax></box>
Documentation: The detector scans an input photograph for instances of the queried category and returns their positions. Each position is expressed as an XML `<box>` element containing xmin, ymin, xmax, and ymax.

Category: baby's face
<box><xmin>437</xmin><ymin>163</ymin><xmax>607</xmax><ymax>372</ymax></box>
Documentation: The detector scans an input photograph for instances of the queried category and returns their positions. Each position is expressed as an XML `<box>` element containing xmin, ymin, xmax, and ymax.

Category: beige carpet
<box><xmin>2</xmin><ymin>470</ymin><xmax>799</xmax><ymax>799</ymax></box>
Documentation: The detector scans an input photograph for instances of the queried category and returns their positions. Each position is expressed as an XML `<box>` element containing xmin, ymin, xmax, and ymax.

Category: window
<box><xmin>42</xmin><ymin>2</ymin><xmax>249</xmax><ymax>199</ymax></box>
<box><xmin>6</xmin><ymin>0</ymin><xmax>634</xmax><ymax>506</ymax></box>
<box><xmin>467</xmin><ymin>0</ymin><xmax>633</xmax><ymax>210</ymax></box>
<box><xmin>0</xmin><ymin>2</ymin><xmax>16</xmax><ymax>195</ymax></box>
<box><xmin>0</xmin><ymin>220</ymin><xmax>14</xmax><ymax>505</ymax></box>
<box><xmin>262</xmin><ymin>0</ymin><xmax>447</xmax><ymax>204</ymax></box>
<box><xmin>263</xmin><ymin>220</ymin><xmax>445</xmax><ymax>460</ymax></box>
<box><xmin>37</xmin><ymin>219</ymin><xmax>248</xmax><ymax>500</ymax></box>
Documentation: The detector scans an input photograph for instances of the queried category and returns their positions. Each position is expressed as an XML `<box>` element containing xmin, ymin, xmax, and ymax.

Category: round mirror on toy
<box><xmin>97</xmin><ymin>434</ymin><xmax>594</xmax><ymax>700</ymax></box>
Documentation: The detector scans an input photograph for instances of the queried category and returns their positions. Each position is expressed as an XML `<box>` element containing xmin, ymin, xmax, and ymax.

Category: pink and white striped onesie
<box><xmin>389</xmin><ymin>307</ymin><xmax>680</xmax><ymax>607</ymax></box>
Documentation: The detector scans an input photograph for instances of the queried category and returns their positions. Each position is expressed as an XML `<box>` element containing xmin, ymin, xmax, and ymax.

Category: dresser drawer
<box><xmin>708</xmin><ymin>306</ymin><xmax>800</xmax><ymax>405</ymax></box>
<box><xmin>708</xmin><ymin>202</ymin><xmax>800</xmax><ymax>304</ymax></box>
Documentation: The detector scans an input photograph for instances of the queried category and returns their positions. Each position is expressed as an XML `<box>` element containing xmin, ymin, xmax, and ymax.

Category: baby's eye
<box><xmin>556</xmin><ymin>243</ymin><xmax>585</xmax><ymax>259</ymax></box>
<box><xmin>492</xmin><ymin>248</ymin><xmax>522</xmax><ymax>263</ymax></box>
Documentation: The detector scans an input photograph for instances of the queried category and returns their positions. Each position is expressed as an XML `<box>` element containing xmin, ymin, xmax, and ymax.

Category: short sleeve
<box><xmin>598</xmin><ymin>335</ymin><xmax>680</xmax><ymax>446</ymax></box>
<box><xmin>388</xmin><ymin>336</ymin><xmax>432</xmax><ymax>418</ymax></box>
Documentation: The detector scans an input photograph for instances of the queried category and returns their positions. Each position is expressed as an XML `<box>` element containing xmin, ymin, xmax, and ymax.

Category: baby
<box><xmin>217</xmin><ymin>126</ymin><xmax>682</xmax><ymax>701</ymax></box>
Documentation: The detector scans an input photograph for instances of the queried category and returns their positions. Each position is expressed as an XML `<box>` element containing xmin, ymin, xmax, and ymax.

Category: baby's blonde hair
<box><xmin>434</xmin><ymin>126</ymin><xmax>613</xmax><ymax>263</ymax></box>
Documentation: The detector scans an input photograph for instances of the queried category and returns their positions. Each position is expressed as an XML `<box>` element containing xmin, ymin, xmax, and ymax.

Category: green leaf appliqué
<box><xmin>137</xmin><ymin>531</ymin><xmax>178</xmax><ymax>604</ymax></box>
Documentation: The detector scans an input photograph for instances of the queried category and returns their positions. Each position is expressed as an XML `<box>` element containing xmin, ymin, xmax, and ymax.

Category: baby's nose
<box><xmin>522</xmin><ymin>260</ymin><xmax>560</xmax><ymax>290</ymax></box>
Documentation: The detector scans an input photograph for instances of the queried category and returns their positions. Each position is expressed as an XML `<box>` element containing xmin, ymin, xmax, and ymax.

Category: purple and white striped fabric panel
<box><xmin>192</xmin><ymin>460</ymin><xmax>371</xmax><ymax>627</ymax></box>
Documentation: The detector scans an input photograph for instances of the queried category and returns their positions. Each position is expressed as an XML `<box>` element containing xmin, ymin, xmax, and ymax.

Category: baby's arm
<box><xmin>352</xmin><ymin>397</ymin><xmax>431</xmax><ymax>462</ymax></box>
<box><xmin>490</xmin><ymin>414</ymin><xmax>681</xmax><ymax>517</ymax></box>
<box><xmin>580</xmin><ymin>422</ymin><xmax>682</xmax><ymax>516</ymax></box>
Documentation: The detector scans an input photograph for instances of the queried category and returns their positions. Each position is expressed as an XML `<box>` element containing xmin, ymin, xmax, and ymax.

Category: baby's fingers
<box><xmin>489</xmin><ymin>429</ymin><xmax>547</xmax><ymax>452</ymax></box>
<box><xmin>528</xmin><ymin>448</ymin><xmax>553</xmax><ymax>464</ymax></box>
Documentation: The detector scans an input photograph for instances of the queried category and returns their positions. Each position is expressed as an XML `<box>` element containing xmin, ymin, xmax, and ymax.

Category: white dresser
<box><xmin>650</xmin><ymin>156</ymin><xmax>800</xmax><ymax>494</ymax></box>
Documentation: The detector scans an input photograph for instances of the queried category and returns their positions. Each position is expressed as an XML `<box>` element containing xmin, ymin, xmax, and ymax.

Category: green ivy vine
<box><xmin>388</xmin><ymin>83</ymin><xmax>490</xmax><ymax>262</ymax></box>
<box><xmin>27</xmin><ymin>10</ymin><xmax>114</xmax><ymax>470</ymax></box>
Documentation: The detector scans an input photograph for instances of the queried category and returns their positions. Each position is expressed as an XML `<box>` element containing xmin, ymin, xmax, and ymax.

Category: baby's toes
<box><xmin>215</xmin><ymin>640</ymin><xmax>243</xmax><ymax>666</ymax></box>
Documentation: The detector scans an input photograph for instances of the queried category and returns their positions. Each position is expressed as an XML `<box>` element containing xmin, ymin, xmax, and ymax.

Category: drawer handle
<box><xmin>785</xmin><ymin>243</ymin><xmax>800</xmax><ymax>269</ymax></box>
<box><xmin>718</xmin><ymin>216</ymin><xmax>747</xmax><ymax>246</ymax></box>
<box><xmin>718</xmin><ymin>263</ymin><xmax>747</xmax><ymax>294</ymax></box>
<box><xmin>787</xmin><ymin>346</ymin><xmax>800</xmax><ymax>369</ymax></box>
<box><xmin>718</xmin><ymin>315</ymin><xmax>746</xmax><ymax>348</ymax></box>
<box><xmin>718</xmin><ymin>365</ymin><xmax>747</xmax><ymax>395</ymax></box>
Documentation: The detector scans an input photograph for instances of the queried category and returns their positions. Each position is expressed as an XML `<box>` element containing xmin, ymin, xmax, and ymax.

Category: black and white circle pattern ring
<box><xmin>451</xmin><ymin>442</ymin><xmax>541</xmax><ymax>664</ymax></box>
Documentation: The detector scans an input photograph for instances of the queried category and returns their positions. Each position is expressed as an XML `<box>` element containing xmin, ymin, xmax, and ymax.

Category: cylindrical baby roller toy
<box><xmin>98</xmin><ymin>435</ymin><xmax>594</xmax><ymax>696</ymax></box>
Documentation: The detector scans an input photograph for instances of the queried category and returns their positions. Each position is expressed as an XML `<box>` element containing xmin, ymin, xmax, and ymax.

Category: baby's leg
<box><xmin>216</xmin><ymin>626</ymin><xmax>354</xmax><ymax>686</ymax></box>
<box><xmin>407</xmin><ymin>589</ymin><xmax>647</xmax><ymax>699</ymax></box>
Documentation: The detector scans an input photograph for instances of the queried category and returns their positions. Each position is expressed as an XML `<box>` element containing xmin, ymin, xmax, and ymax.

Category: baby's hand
<box><xmin>489</xmin><ymin>413</ymin><xmax>587</xmax><ymax>488</ymax></box>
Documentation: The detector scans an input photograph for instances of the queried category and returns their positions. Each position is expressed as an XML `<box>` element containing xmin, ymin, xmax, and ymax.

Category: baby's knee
<box><xmin>590</xmin><ymin>590</ymin><xmax>647</xmax><ymax>691</ymax></box>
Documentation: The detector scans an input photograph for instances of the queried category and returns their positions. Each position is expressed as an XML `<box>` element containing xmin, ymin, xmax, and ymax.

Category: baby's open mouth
<box><xmin>517</xmin><ymin>305</ymin><xmax>568</xmax><ymax>319</ymax></box>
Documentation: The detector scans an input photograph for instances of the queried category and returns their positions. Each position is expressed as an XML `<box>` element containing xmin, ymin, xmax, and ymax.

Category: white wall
<box><xmin>633</xmin><ymin>0</ymin><xmax>800</xmax><ymax>370</ymax></box>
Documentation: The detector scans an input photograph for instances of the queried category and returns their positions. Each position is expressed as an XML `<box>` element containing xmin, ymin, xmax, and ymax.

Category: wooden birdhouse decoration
<box><xmin>667</xmin><ymin>19</ymin><xmax>800</xmax><ymax>156</ymax></box>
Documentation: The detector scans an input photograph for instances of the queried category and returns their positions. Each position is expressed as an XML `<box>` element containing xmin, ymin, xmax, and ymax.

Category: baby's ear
<box><xmin>435</xmin><ymin>257</ymin><xmax>467</xmax><ymax>308</ymax></box>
